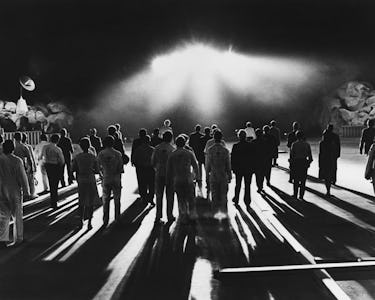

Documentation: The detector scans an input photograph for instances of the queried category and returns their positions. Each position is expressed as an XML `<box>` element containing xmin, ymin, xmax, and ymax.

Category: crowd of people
<box><xmin>1</xmin><ymin>116</ymin><xmax>374</xmax><ymax>250</ymax></box>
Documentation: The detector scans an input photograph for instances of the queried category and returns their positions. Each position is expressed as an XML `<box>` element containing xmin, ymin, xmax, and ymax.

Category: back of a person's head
<box><xmin>255</xmin><ymin>128</ymin><xmax>263</xmax><ymax>138</ymax></box>
<box><xmin>22</xmin><ymin>133</ymin><xmax>27</xmax><ymax>143</ymax></box>
<box><xmin>107</xmin><ymin>125</ymin><xmax>117</xmax><ymax>136</ymax></box>
<box><xmin>214</xmin><ymin>129</ymin><xmax>223</xmax><ymax>142</ymax></box>
<box><xmin>153</xmin><ymin>128</ymin><xmax>159</xmax><ymax>136</ymax></box>
<box><xmin>3</xmin><ymin>140</ymin><xmax>14</xmax><ymax>154</ymax></box>
<box><xmin>14</xmin><ymin>132</ymin><xmax>22</xmax><ymax>141</ymax></box>
<box><xmin>143</xmin><ymin>135</ymin><xmax>151</xmax><ymax>144</ymax></box>
<box><xmin>263</xmin><ymin>125</ymin><xmax>270</xmax><ymax>134</ymax></box>
<box><xmin>115</xmin><ymin>123</ymin><xmax>121</xmax><ymax>130</ymax></box>
<box><xmin>327</xmin><ymin>124</ymin><xmax>334</xmax><ymax>132</ymax></box>
<box><xmin>60</xmin><ymin>128</ymin><xmax>67</xmax><ymax>137</ymax></box>
<box><xmin>296</xmin><ymin>130</ymin><xmax>305</xmax><ymax>140</ymax></box>
<box><xmin>292</xmin><ymin>121</ymin><xmax>299</xmax><ymax>130</ymax></box>
<box><xmin>211</xmin><ymin>124</ymin><xmax>218</xmax><ymax>130</ymax></box>
<box><xmin>195</xmin><ymin>124</ymin><xmax>201</xmax><ymax>132</ymax></box>
<box><xmin>164</xmin><ymin>119</ymin><xmax>171</xmax><ymax>127</ymax></box>
<box><xmin>163</xmin><ymin>131</ymin><xmax>173</xmax><ymax>143</ymax></box>
<box><xmin>50</xmin><ymin>134</ymin><xmax>60</xmax><ymax>144</ymax></box>
<box><xmin>204</xmin><ymin>127</ymin><xmax>211</xmax><ymax>135</ymax></box>
<box><xmin>270</xmin><ymin>120</ymin><xmax>276</xmax><ymax>127</ymax></box>
<box><xmin>103</xmin><ymin>136</ymin><xmax>115</xmax><ymax>148</ymax></box>
<box><xmin>246</xmin><ymin>121</ymin><xmax>252</xmax><ymax>128</ymax></box>
<box><xmin>40</xmin><ymin>134</ymin><xmax>47</xmax><ymax>141</ymax></box>
<box><xmin>175</xmin><ymin>136</ymin><xmax>186</xmax><ymax>148</ymax></box>
<box><xmin>90</xmin><ymin>128</ymin><xmax>97</xmax><ymax>135</ymax></box>
<box><xmin>79</xmin><ymin>137</ymin><xmax>91</xmax><ymax>152</ymax></box>
<box><xmin>139</xmin><ymin>128</ymin><xmax>147</xmax><ymax>138</ymax></box>
<box><xmin>181</xmin><ymin>134</ymin><xmax>189</xmax><ymax>142</ymax></box>
<box><xmin>369</xmin><ymin>119</ymin><xmax>375</xmax><ymax>127</ymax></box>
<box><xmin>238</xmin><ymin>129</ymin><xmax>246</xmax><ymax>141</ymax></box>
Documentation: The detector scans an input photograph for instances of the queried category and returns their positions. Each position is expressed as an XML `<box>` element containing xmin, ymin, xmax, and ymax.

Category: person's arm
<box><xmin>360</xmin><ymin>129</ymin><xmax>366</xmax><ymax>154</ymax></box>
<box><xmin>191</xmin><ymin>151</ymin><xmax>200</xmax><ymax>181</ymax></box>
<box><xmin>16</xmin><ymin>159</ymin><xmax>30</xmax><ymax>197</ymax></box>
<box><xmin>365</xmin><ymin>144</ymin><xmax>375</xmax><ymax>179</ymax></box>
<box><xmin>68</xmin><ymin>138</ymin><xmax>74</xmax><ymax>154</ymax></box>
<box><xmin>307</xmin><ymin>143</ymin><xmax>313</xmax><ymax>164</ymax></box>
<box><xmin>58</xmin><ymin>148</ymin><xmax>65</xmax><ymax>165</ymax></box>
<box><xmin>72</xmin><ymin>157</ymin><xmax>78</xmax><ymax>175</ymax></box>
<box><xmin>117</xmin><ymin>153</ymin><xmax>124</xmax><ymax>174</ymax></box>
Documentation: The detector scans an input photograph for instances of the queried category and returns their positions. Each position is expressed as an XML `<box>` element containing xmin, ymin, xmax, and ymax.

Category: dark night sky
<box><xmin>1</xmin><ymin>0</ymin><xmax>375</xmax><ymax>136</ymax></box>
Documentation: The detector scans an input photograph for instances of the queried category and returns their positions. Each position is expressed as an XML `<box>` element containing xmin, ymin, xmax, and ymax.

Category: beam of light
<box><xmin>93</xmin><ymin>42</ymin><xmax>324</xmax><ymax>121</ymax></box>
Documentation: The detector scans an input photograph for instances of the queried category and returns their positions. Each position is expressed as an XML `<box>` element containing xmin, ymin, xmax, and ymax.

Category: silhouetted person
<box><xmin>290</xmin><ymin>130</ymin><xmax>313</xmax><ymax>200</ymax></box>
<box><xmin>360</xmin><ymin>119</ymin><xmax>375</xmax><ymax>155</ymax></box>
<box><xmin>133</xmin><ymin>135</ymin><xmax>156</xmax><ymax>205</ymax></box>
<box><xmin>72</xmin><ymin>138</ymin><xmax>100</xmax><ymax>230</ymax></box>
<box><xmin>287</xmin><ymin>121</ymin><xmax>299</xmax><ymax>182</ymax></box>
<box><xmin>365</xmin><ymin>141</ymin><xmax>375</xmax><ymax>194</ymax></box>
<box><xmin>244</xmin><ymin>121</ymin><xmax>256</xmax><ymax>141</ymax></box>
<box><xmin>35</xmin><ymin>134</ymin><xmax>49</xmax><ymax>193</ymax></box>
<box><xmin>151</xmin><ymin>131</ymin><xmax>175</xmax><ymax>223</ymax></box>
<box><xmin>131</xmin><ymin>128</ymin><xmax>147</xmax><ymax>166</ymax></box>
<box><xmin>150</xmin><ymin>128</ymin><xmax>163</xmax><ymax>147</ymax></box>
<box><xmin>263</xmin><ymin>125</ymin><xmax>277</xmax><ymax>186</ymax></box>
<box><xmin>108</xmin><ymin>125</ymin><xmax>128</xmax><ymax>164</ymax></box>
<box><xmin>57</xmin><ymin>128</ymin><xmax>74</xmax><ymax>186</ymax></box>
<box><xmin>0</xmin><ymin>134</ymin><xmax>3</xmax><ymax>154</ymax></box>
<box><xmin>21</xmin><ymin>133</ymin><xmax>37</xmax><ymax>199</ymax></box>
<box><xmin>252</xmin><ymin>128</ymin><xmax>267</xmax><ymax>192</ymax></box>
<box><xmin>115</xmin><ymin>123</ymin><xmax>123</xmax><ymax>141</ymax></box>
<box><xmin>269</xmin><ymin>120</ymin><xmax>281</xmax><ymax>166</ymax></box>
<box><xmin>89</xmin><ymin>128</ymin><xmax>103</xmax><ymax>154</ymax></box>
<box><xmin>166</xmin><ymin>136</ymin><xmax>199</xmax><ymax>223</ymax></box>
<box><xmin>200</xmin><ymin>127</ymin><xmax>211</xmax><ymax>195</ymax></box>
<box><xmin>160</xmin><ymin>119</ymin><xmax>173</xmax><ymax>137</ymax></box>
<box><xmin>189</xmin><ymin>124</ymin><xmax>204</xmax><ymax>180</ymax></box>
<box><xmin>98</xmin><ymin>136</ymin><xmax>124</xmax><ymax>226</ymax></box>
<box><xmin>0</xmin><ymin>140</ymin><xmax>29</xmax><ymax>247</ymax></box>
<box><xmin>231</xmin><ymin>129</ymin><xmax>252</xmax><ymax>206</ymax></box>
<box><xmin>319</xmin><ymin>129</ymin><xmax>340</xmax><ymax>196</ymax></box>
<box><xmin>43</xmin><ymin>134</ymin><xmax>65</xmax><ymax>209</ymax></box>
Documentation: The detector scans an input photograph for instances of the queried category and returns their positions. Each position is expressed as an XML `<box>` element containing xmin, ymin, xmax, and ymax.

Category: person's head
<box><xmin>292</xmin><ymin>121</ymin><xmax>299</xmax><ymax>131</ymax></box>
<box><xmin>246</xmin><ymin>121</ymin><xmax>252</xmax><ymax>128</ymax></box>
<box><xmin>22</xmin><ymin>132</ymin><xmax>28</xmax><ymax>143</ymax></box>
<box><xmin>152</xmin><ymin>128</ymin><xmax>160</xmax><ymax>137</ymax></box>
<box><xmin>90</xmin><ymin>128</ymin><xmax>97</xmax><ymax>136</ymax></box>
<box><xmin>115</xmin><ymin>123</ymin><xmax>121</xmax><ymax>131</ymax></box>
<box><xmin>14</xmin><ymin>132</ymin><xmax>22</xmax><ymax>142</ymax></box>
<box><xmin>263</xmin><ymin>125</ymin><xmax>270</xmax><ymax>134</ymax></box>
<box><xmin>195</xmin><ymin>124</ymin><xmax>201</xmax><ymax>132</ymax></box>
<box><xmin>162</xmin><ymin>131</ymin><xmax>173</xmax><ymax>143</ymax></box>
<box><xmin>175</xmin><ymin>136</ymin><xmax>186</xmax><ymax>148</ymax></box>
<box><xmin>255</xmin><ymin>128</ymin><xmax>263</xmax><ymax>139</ymax></box>
<box><xmin>50</xmin><ymin>134</ymin><xmax>60</xmax><ymax>144</ymax></box>
<box><xmin>214</xmin><ymin>129</ymin><xmax>223</xmax><ymax>142</ymax></box>
<box><xmin>143</xmin><ymin>135</ymin><xmax>151</xmax><ymax>144</ymax></box>
<box><xmin>164</xmin><ymin>119</ymin><xmax>171</xmax><ymax>127</ymax></box>
<box><xmin>60</xmin><ymin>128</ymin><xmax>67</xmax><ymax>137</ymax></box>
<box><xmin>139</xmin><ymin>128</ymin><xmax>147</xmax><ymax>138</ymax></box>
<box><xmin>238</xmin><ymin>129</ymin><xmax>247</xmax><ymax>141</ymax></box>
<box><xmin>40</xmin><ymin>134</ymin><xmax>47</xmax><ymax>142</ymax></box>
<box><xmin>107</xmin><ymin>125</ymin><xmax>117</xmax><ymax>136</ymax></box>
<box><xmin>270</xmin><ymin>120</ymin><xmax>276</xmax><ymax>127</ymax></box>
<box><xmin>181</xmin><ymin>133</ymin><xmax>189</xmax><ymax>142</ymax></box>
<box><xmin>79</xmin><ymin>137</ymin><xmax>91</xmax><ymax>152</ymax></box>
<box><xmin>296</xmin><ymin>130</ymin><xmax>305</xmax><ymax>140</ymax></box>
<box><xmin>103</xmin><ymin>136</ymin><xmax>115</xmax><ymax>148</ymax></box>
<box><xmin>211</xmin><ymin>124</ymin><xmax>218</xmax><ymax>131</ymax></box>
<box><xmin>3</xmin><ymin>140</ymin><xmax>14</xmax><ymax>154</ymax></box>
<box><xmin>204</xmin><ymin>127</ymin><xmax>211</xmax><ymax>136</ymax></box>
<box><xmin>368</xmin><ymin>119</ymin><xmax>375</xmax><ymax>128</ymax></box>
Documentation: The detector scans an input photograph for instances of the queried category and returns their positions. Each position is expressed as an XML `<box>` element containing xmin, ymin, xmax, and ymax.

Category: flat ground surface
<box><xmin>1</xmin><ymin>139</ymin><xmax>375</xmax><ymax>300</ymax></box>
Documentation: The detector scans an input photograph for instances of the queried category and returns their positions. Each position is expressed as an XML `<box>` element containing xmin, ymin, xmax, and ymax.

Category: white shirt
<box><xmin>244</xmin><ymin>127</ymin><xmax>256</xmax><ymax>140</ymax></box>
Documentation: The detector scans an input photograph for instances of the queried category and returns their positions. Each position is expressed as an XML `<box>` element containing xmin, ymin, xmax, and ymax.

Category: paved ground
<box><xmin>1</xmin><ymin>139</ymin><xmax>375</xmax><ymax>299</ymax></box>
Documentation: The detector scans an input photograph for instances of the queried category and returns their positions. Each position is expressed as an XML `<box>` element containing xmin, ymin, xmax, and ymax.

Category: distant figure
<box><xmin>108</xmin><ymin>125</ymin><xmax>128</xmax><ymax>164</ymax></box>
<box><xmin>206</xmin><ymin>130</ymin><xmax>231</xmax><ymax>217</ymax></box>
<box><xmin>150</xmin><ymin>128</ymin><xmax>163</xmax><ymax>147</ymax></box>
<box><xmin>34</xmin><ymin>133</ymin><xmax>50</xmax><ymax>194</ymax></box>
<box><xmin>57</xmin><ymin>128</ymin><xmax>74</xmax><ymax>186</ymax></box>
<box><xmin>132</xmin><ymin>135</ymin><xmax>156</xmax><ymax>205</ymax></box>
<box><xmin>287</xmin><ymin>121</ymin><xmax>300</xmax><ymax>182</ymax></box>
<box><xmin>72</xmin><ymin>138</ymin><xmax>100</xmax><ymax>230</ymax></box>
<box><xmin>166</xmin><ymin>136</ymin><xmax>200</xmax><ymax>223</ymax></box>
<box><xmin>231</xmin><ymin>129</ymin><xmax>252</xmax><ymax>206</ymax></box>
<box><xmin>22</xmin><ymin>133</ymin><xmax>37</xmax><ymax>199</ymax></box>
<box><xmin>269</xmin><ymin>120</ymin><xmax>281</xmax><ymax>166</ymax></box>
<box><xmin>263</xmin><ymin>125</ymin><xmax>278</xmax><ymax>186</ymax></box>
<box><xmin>319</xmin><ymin>128</ymin><xmax>340</xmax><ymax>196</ymax></box>
<box><xmin>151</xmin><ymin>131</ymin><xmax>175</xmax><ymax>223</ymax></box>
<box><xmin>290</xmin><ymin>130</ymin><xmax>313</xmax><ymax>200</ymax></box>
<box><xmin>189</xmin><ymin>125</ymin><xmax>204</xmax><ymax>190</ymax></box>
<box><xmin>131</xmin><ymin>128</ymin><xmax>147</xmax><ymax>166</ymax></box>
<box><xmin>89</xmin><ymin>128</ymin><xmax>103</xmax><ymax>154</ymax></box>
<box><xmin>159</xmin><ymin>119</ymin><xmax>173</xmax><ymax>137</ymax></box>
<box><xmin>360</xmin><ymin>119</ymin><xmax>375</xmax><ymax>155</ymax></box>
<box><xmin>252</xmin><ymin>128</ymin><xmax>267</xmax><ymax>192</ymax></box>
<box><xmin>97</xmin><ymin>136</ymin><xmax>124</xmax><ymax>226</ymax></box>
<box><xmin>43</xmin><ymin>134</ymin><xmax>65</xmax><ymax>209</ymax></box>
<box><xmin>0</xmin><ymin>140</ymin><xmax>30</xmax><ymax>247</ymax></box>
<box><xmin>200</xmin><ymin>127</ymin><xmax>212</xmax><ymax>195</ymax></box>
<box><xmin>115</xmin><ymin>123</ymin><xmax>123</xmax><ymax>141</ymax></box>
<box><xmin>244</xmin><ymin>121</ymin><xmax>256</xmax><ymax>141</ymax></box>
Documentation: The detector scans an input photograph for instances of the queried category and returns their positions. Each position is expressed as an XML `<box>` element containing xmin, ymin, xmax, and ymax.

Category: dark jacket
<box><xmin>360</xmin><ymin>127</ymin><xmax>375</xmax><ymax>154</ymax></box>
<box><xmin>57</xmin><ymin>136</ymin><xmax>73</xmax><ymax>159</ymax></box>
<box><xmin>231</xmin><ymin>140</ymin><xmax>253</xmax><ymax>174</ymax></box>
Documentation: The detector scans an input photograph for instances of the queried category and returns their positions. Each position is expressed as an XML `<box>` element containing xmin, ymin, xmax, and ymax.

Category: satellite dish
<box><xmin>19</xmin><ymin>76</ymin><xmax>35</xmax><ymax>91</ymax></box>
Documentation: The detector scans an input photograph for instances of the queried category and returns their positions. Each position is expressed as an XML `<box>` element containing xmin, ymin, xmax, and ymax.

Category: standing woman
<box><xmin>290</xmin><ymin>130</ymin><xmax>313</xmax><ymax>200</ymax></box>
<box><xmin>72</xmin><ymin>138</ymin><xmax>100</xmax><ymax>229</ymax></box>
<box><xmin>319</xmin><ymin>130</ymin><xmax>340</xmax><ymax>196</ymax></box>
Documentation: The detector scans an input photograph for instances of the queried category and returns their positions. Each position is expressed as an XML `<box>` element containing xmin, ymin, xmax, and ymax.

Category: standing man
<box><xmin>108</xmin><ymin>125</ymin><xmax>128</xmax><ymax>164</ymax></box>
<box><xmin>131</xmin><ymin>128</ymin><xmax>147</xmax><ymax>166</ymax></box>
<box><xmin>151</xmin><ymin>131</ymin><xmax>175</xmax><ymax>223</ymax></box>
<box><xmin>35</xmin><ymin>134</ymin><xmax>50</xmax><ymax>194</ymax></box>
<box><xmin>269</xmin><ymin>120</ymin><xmax>281</xmax><ymax>166</ymax></box>
<box><xmin>0</xmin><ymin>140</ymin><xmax>30</xmax><ymax>246</ymax></box>
<box><xmin>166</xmin><ymin>136</ymin><xmax>200</xmax><ymax>223</ymax></box>
<box><xmin>43</xmin><ymin>134</ymin><xmax>65</xmax><ymax>209</ymax></box>
<box><xmin>231</xmin><ymin>130</ymin><xmax>252</xmax><ymax>206</ymax></box>
<box><xmin>57</xmin><ymin>128</ymin><xmax>74</xmax><ymax>186</ymax></box>
<box><xmin>97</xmin><ymin>136</ymin><xmax>124</xmax><ymax>226</ymax></box>
<box><xmin>244</xmin><ymin>121</ymin><xmax>256</xmax><ymax>141</ymax></box>
<box><xmin>150</xmin><ymin>128</ymin><xmax>163</xmax><ymax>147</ymax></box>
<box><xmin>287</xmin><ymin>121</ymin><xmax>300</xmax><ymax>182</ymax></box>
<box><xmin>360</xmin><ymin>119</ymin><xmax>375</xmax><ymax>155</ymax></box>
<box><xmin>22</xmin><ymin>133</ymin><xmax>37</xmax><ymax>199</ymax></box>
<box><xmin>189</xmin><ymin>124</ymin><xmax>204</xmax><ymax>187</ymax></box>
<box><xmin>263</xmin><ymin>125</ymin><xmax>278</xmax><ymax>186</ymax></box>
<box><xmin>89</xmin><ymin>128</ymin><xmax>103</xmax><ymax>154</ymax></box>
<box><xmin>206</xmin><ymin>130</ymin><xmax>232</xmax><ymax>217</ymax></box>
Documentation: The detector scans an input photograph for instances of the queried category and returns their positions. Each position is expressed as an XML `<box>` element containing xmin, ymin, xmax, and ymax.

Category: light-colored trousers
<box><xmin>155</xmin><ymin>175</ymin><xmax>174</xmax><ymax>220</ymax></box>
<box><xmin>174</xmin><ymin>181</ymin><xmax>195</xmax><ymax>218</ymax></box>
<box><xmin>12</xmin><ymin>196</ymin><xmax>23</xmax><ymax>242</ymax></box>
<box><xmin>0</xmin><ymin>202</ymin><xmax>11</xmax><ymax>242</ymax></box>
<box><xmin>40</xmin><ymin>162</ymin><xmax>49</xmax><ymax>191</ymax></box>
<box><xmin>102</xmin><ymin>179</ymin><xmax>122</xmax><ymax>224</ymax></box>
<box><xmin>210</xmin><ymin>179</ymin><xmax>228</xmax><ymax>214</ymax></box>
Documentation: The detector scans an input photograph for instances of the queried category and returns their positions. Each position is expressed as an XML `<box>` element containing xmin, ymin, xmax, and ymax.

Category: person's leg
<box><xmin>166</xmin><ymin>182</ymin><xmax>175</xmax><ymax>221</ymax></box>
<box><xmin>265</xmin><ymin>159</ymin><xmax>272</xmax><ymax>185</ymax></box>
<box><xmin>102</xmin><ymin>183</ymin><xmax>111</xmax><ymax>225</ymax></box>
<box><xmin>148</xmin><ymin>168</ymin><xmax>155</xmax><ymax>204</ymax></box>
<box><xmin>60</xmin><ymin>163</ymin><xmax>66</xmax><ymax>187</ymax></box>
<box><xmin>220</xmin><ymin>181</ymin><xmax>229</xmax><ymax>214</ymax></box>
<box><xmin>13</xmin><ymin>195</ymin><xmax>23</xmax><ymax>243</ymax></box>
<box><xmin>46</xmin><ymin>164</ymin><xmax>58</xmax><ymax>208</ymax></box>
<box><xmin>174</xmin><ymin>184</ymin><xmax>187</xmax><ymax>221</ymax></box>
<box><xmin>113</xmin><ymin>181</ymin><xmax>122</xmax><ymax>221</ymax></box>
<box><xmin>155</xmin><ymin>176</ymin><xmax>165</xmax><ymax>220</ymax></box>
<box><xmin>210</xmin><ymin>180</ymin><xmax>219</xmax><ymax>215</ymax></box>
<box><xmin>66</xmin><ymin>158</ymin><xmax>74</xmax><ymax>184</ymax></box>
<box><xmin>233</xmin><ymin>173</ymin><xmax>242</xmax><ymax>203</ymax></box>
<box><xmin>293</xmin><ymin>180</ymin><xmax>299</xmax><ymax>198</ymax></box>
<box><xmin>255</xmin><ymin>170</ymin><xmax>264</xmax><ymax>192</ymax></box>
<box><xmin>28</xmin><ymin>172</ymin><xmax>36</xmax><ymax>198</ymax></box>
<box><xmin>325</xmin><ymin>179</ymin><xmax>331</xmax><ymax>196</ymax></box>
<box><xmin>41</xmin><ymin>164</ymin><xmax>49</xmax><ymax>191</ymax></box>
<box><xmin>300</xmin><ymin>178</ymin><xmax>306</xmax><ymax>200</ymax></box>
<box><xmin>244</xmin><ymin>173</ymin><xmax>251</xmax><ymax>205</ymax></box>
<box><xmin>136</xmin><ymin>167</ymin><xmax>147</xmax><ymax>200</ymax></box>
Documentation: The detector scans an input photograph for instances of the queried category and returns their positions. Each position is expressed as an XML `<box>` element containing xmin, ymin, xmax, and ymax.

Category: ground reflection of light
<box><xmin>189</xmin><ymin>258</ymin><xmax>214</xmax><ymax>300</ymax></box>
